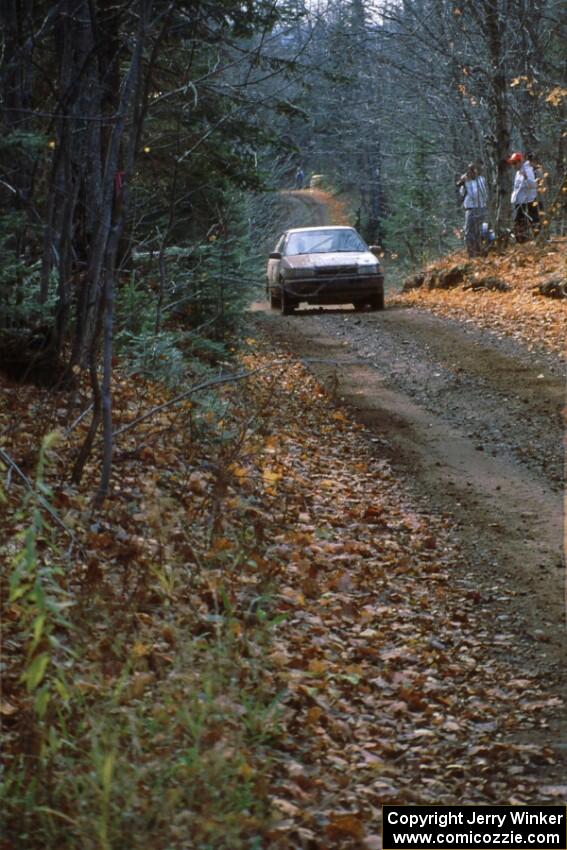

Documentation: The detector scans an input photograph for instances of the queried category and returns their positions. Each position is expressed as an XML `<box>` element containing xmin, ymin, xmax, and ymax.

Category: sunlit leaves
<box><xmin>545</xmin><ymin>87</ymin><xmax>567</xmax><ymax>107</ymax></box>
<box><xmin>396</xmin><ymin>241</ymin><xmax>567</xmax><ymax>355</ymax></box>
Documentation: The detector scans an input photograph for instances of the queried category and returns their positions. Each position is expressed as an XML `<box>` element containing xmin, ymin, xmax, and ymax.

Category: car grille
<box><xmin>314</xmin><ymin>266</ymin><xmax>358</xmax><ymax>277</ymax></box>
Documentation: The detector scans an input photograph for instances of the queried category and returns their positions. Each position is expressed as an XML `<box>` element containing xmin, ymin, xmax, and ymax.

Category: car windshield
<box><xmin>285</xmin><ymin>229</ymin><xmax>367</xmax><ymax>255</ymax></box>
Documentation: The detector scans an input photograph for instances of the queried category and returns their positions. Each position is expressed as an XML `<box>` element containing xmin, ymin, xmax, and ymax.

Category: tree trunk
<box><xmin>484</xmin><ymin>2</ymin><xmax>511</xmax><ymax>229</ymax></box>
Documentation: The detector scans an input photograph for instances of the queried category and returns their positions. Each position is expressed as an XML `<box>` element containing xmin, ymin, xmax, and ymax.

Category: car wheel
<box><xmin>370</xmin><ymin>291</ymin><xmax>385</xmax><ymax>311</ymax></box>
<box><xmin>281</xmin><ymin>289</ymin><xmax>294</xmax><ymax>316</ymax></box>
<box><xmin>353</xmin><ymin>300</ymin><xmax>365</xmax><ymax>311</ymax></box>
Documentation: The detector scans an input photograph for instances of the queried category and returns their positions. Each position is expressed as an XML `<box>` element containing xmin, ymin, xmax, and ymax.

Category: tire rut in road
<box><xmin>326</xmin><ymin>307</ymin><xmax>564</xmax><ymax>490</ymax></box>
<box><xmin>250</xmin><ymin>304</ymin><xmax>565</xmax><ymax>671</ymax></box>
<box><xmin>278</xmin><ymin>190</ymin><xmax>330</xmax><ymax>227</ymax></box>
<box><xmin>251</xmin><ymin>300</ymin><xmax>566</xmax><ymax>775</ymax></box>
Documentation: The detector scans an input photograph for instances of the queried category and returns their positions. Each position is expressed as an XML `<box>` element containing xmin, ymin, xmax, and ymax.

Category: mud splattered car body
<box><xmin>266</xmin><ymin>226</ymin><xmax>384</xmax><ymax>314</ymax></box>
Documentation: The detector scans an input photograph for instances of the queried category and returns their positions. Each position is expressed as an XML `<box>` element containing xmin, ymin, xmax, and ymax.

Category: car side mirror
<box><xmin>269</xmin><ymin>251</ymin><xmax>282</xmax><ymax>260</ymax></box>
<box><xmin>369</xmin><ymin>245</ymin><xmax>382</xmax><ymax>256</ymax></box>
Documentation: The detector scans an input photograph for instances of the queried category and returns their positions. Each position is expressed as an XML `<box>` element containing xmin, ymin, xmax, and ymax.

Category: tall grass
<box><xmin>0</xmin><ymin>420</ymin><xmax>284</xmax><ymax>849</ymax></box>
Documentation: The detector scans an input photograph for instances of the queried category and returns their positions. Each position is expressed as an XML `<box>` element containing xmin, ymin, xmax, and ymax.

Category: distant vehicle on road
<box><xmin>309</xmin><ymin>174</ymin><xmax>325</xmax><ymax>188</ymax></box>
<box><xmin>266</xmin><ymin>226</ymin><xmax>385</xmax><ymax>315</ymax></box>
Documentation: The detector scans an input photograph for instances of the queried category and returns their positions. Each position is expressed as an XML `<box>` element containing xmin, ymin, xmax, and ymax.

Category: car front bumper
<box><xmin>282</xmin><ymin>274</ymin><xmax>384</xmax><ymax>303</ymax></box>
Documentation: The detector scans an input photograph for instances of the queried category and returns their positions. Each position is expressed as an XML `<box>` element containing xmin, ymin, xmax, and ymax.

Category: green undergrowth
<box><xmin>0</xmin><ymin>364</ymin><xmax>289</xmax><ymax>849</ymax></box>
<box><xmin>2</xmin><ymin>595</ymin><xmax>282</xmax><ymax>849</ymax></box>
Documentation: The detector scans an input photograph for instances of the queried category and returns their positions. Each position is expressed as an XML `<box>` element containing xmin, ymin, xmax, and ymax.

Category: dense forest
<box><xmin>0</xmin><ymin>2</ymin><xmax>565</xmax><ymax>847</ymax></box>
<box><xmin>1</xmin><ymin>2</ymin><xmax>565</xmax><ymax>472</ymax></box>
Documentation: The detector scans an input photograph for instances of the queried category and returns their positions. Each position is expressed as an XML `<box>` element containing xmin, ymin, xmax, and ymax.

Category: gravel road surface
<box><xmin>250</xmin><ymin>298</ymin><xmax>566</xmax><ymax>764</ymax></box>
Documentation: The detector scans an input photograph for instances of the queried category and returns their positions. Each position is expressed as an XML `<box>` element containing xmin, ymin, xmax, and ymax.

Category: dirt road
<box><xmin>249</xmin><ymin>193</ymin><xmax>566</xmax><ymax>766</ymax></box>
<box><xmin>250</xmin><ymin>299</ymin><xmax>566</xmax><ymax>761</ymax></box>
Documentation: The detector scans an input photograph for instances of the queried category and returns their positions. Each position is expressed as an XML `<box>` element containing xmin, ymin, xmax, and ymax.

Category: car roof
<box><xmin>285</xmin><ymin>226</ymin><xmax>356</xmax><ymax>234</ymax></box>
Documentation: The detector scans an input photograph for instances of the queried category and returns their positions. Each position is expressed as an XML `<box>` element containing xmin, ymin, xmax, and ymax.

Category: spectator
<box><xmin>526</xmin><ymin>151</ymin><xmax>545</xmax><ymax>227</ymax></box>
<box><xmin>507</xmin><ymin>152</ymin><xmax>539</xmax><ymax>242</ymax></box>
<box><xmin>457</xmin><ymin>162</ymin><xmax>488</xmax><ymax>257</ymax></box>
<box><xmin>295</xmin><ymin>167</ymin><xmax>305</xmax><ymax>189</ymax></box>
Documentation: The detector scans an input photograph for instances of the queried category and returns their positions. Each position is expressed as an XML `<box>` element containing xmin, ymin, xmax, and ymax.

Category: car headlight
<box><xmin>358</xmin><ymin>263</ymin><xmax>380</xmax><ymax>275</ymax></box>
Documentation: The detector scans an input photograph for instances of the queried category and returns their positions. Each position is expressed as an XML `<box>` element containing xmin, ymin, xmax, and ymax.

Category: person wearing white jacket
<box><xmin>457</xmin><ymin>162</ymin><xmax>489</xmax><ymax>257</ymax></box>
<box><xmin>507</xmin><ymin>152</ymin><xmax>539</xmax><ymax>242</ymax></box>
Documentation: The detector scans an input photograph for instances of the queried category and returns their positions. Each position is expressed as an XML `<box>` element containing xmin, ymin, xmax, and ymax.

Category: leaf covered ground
<box><xmin>1</xmin><ymin>317</ymin><xmax>564</xmax><ymax>847</ymax></box>
<box><xmin>392</xmin><ymin>239</ymin><xmax>566</xmax><ymax>356</ymax></box>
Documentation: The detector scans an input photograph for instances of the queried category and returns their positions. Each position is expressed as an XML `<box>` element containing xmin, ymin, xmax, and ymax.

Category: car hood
<box><xmin>283</xmin><ymin>251</ymin><xmax>378</xmax><ymax>269</ymax></box>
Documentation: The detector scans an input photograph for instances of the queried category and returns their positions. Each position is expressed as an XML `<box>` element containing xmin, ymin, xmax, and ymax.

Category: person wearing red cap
<box><xmin>507</xmin><ymin>152</ymin><xmax>539</xmax><ymax>242</ymax></box>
